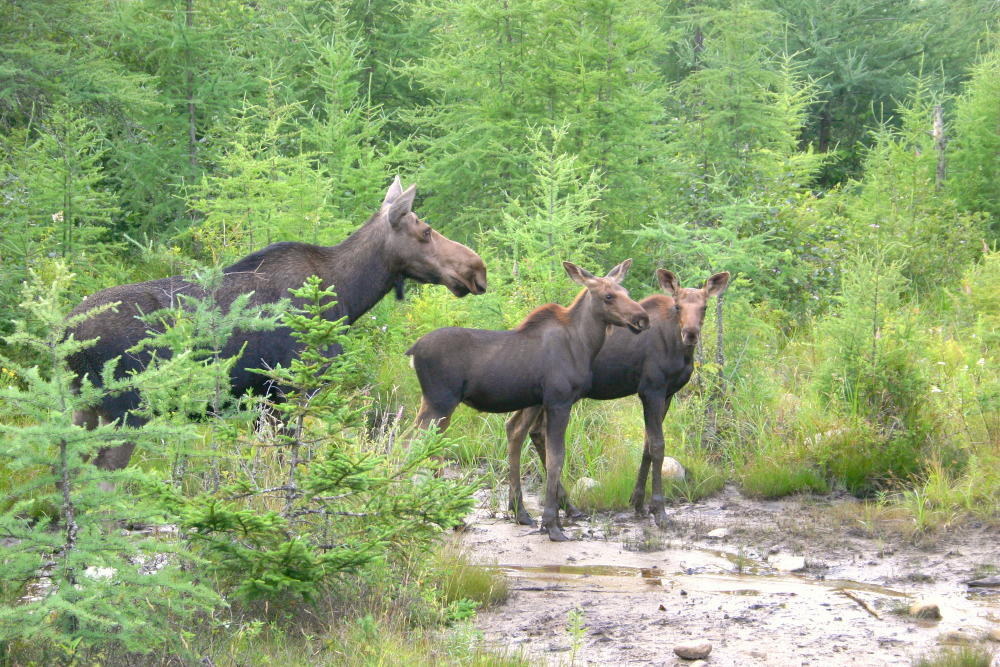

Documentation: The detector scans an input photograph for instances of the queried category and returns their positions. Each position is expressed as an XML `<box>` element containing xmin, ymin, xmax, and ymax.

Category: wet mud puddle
<box><xmin>463</xmin><ymin>492</ymin><xmax>1000</xmax><ymax>666</ymax></box>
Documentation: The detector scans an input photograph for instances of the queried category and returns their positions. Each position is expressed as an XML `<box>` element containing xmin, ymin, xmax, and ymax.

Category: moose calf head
<box><xmin>565</xmin><ymin>259</ymin><xmax>650</xmax><ymax>334</ymax></box>
<box><xmin>657</xmin><ymin>269</ymin><xmax>730</xmax><ymax>347</ymax></box>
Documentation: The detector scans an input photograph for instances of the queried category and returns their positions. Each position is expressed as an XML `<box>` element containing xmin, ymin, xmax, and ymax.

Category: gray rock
<box><xmin>966</xmin><ymin>575</ymin><xmax>1000</xmax><ymax>587</ymax></box>
<box><xmin>572</xmin><ymin>476</ymin><xmax>599</xmax><ymax>497</ymax></box>
<box><xmin>909</xmin><ymin>601</ymin><xmax>942</xmax><ymax>620</ymax></box>
<box><xmin>661</xmin><ymin>456</ymin><xmax>686</xmax><ymax>481</ymax></box>
<box><xmin>985</xmin><ymin>627</ymin><xmax>1000</xmax><ymax>643</ymax></box>
<box><xmin>673</xmin><ymin>639</ymin><xmax>712</xmax><ymax>660</ymax></box>
<box><xmin>768</xmin><ymin>554</ymin><xmax>806</xmax><ymax>572</ymax></box>
<box><xmin>939</xmin><ymin>630</ymin><xmax>976</xmax><ymax>644</ymax></box>
<box><xmin>705</xmin><ymin>528</ymin><xmax>729</xmax><ymax>539</ymax></box>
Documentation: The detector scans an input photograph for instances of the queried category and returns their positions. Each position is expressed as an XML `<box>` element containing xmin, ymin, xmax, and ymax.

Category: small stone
<box><xmin>706</xmin><ymin>528</ymin><xmax>728</xmax><ymax>539</ymax></box>
<box><xmin>690</xmin><ymin>661</ymin><xmax>708</xmax><ymax>667</ymax></box>
<box><xmin>661</xmin><ymin>456</ymin><xmax>686</xmax><ymax>481</ymax></box>
<box><xmin>768</xmin><ymin>554</ymin><xmax>806</xmax><ymax>572</ymax></box>
<box><xmin>986</xmin><ymin>628</ymin><xmax>1000</xmax><ymax>643</ymax></box>
<box><xmin>673</xmin><ymin>639</ymin><xmax>712</xmax><ymax>660</ymax></box>
<box><xmin>908</xmin><ymin>601</ymin><xmax>942</xmax><ymax>620</ymax></box>
<box><xmin>84</xmin><ymin>566</ymin><xmax>115</xmax><ymax>580</ymax></box>
<box><xmin>572</xmin><ymin>476</ymin><xmax>599</xmax><ymax>497</ymax></box>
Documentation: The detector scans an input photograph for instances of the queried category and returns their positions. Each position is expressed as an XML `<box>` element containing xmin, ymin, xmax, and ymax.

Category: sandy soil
<box><xmin>461</xmin><ymin>484</ymin><xmax>1000</xmax><ymax>666</ymax></box>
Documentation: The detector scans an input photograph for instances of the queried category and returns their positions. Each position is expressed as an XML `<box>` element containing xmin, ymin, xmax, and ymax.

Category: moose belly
<box><xmin>462</xmin><ymin>381</ymin><xmax>544</xmax><ymax>414</ymax></box>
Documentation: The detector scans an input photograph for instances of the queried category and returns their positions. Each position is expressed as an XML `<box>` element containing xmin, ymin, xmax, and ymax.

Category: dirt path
<box><xmin>461</xmin><ymin>485</ymin><xmax>1000</xmax><ymax>666</ymax></box>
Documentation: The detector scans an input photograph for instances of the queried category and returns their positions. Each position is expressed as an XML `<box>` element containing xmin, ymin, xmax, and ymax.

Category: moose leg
<box><xmin>414</xmin><ymin>396</ymin><xmax>453</xmax><ymax>432</ymax></box>
<box><xmin>74</xmin><ymin>407</ymin><xmax>138</xmax><ymax>473</ymax></box>
<box><xmin>539</xmin><ymin>404</ymin><xmax>571</xmax><ymax>542</ymax></box>
<box><xmin>633</xmin><ymin>393</ymin><xmax>671</xmax><ymax>527</ymax></box>
<box><xmin>505</xmin><ymin>408</ymin><xmax>540</xmax><ymax>526</ymax></box>
<box><xmin>526</xmin><ymin>412</ymin><xmax>584</xmax><ymax>519</ymax></box>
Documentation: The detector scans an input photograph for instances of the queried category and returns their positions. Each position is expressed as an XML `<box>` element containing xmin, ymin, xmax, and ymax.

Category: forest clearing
<box><xmin>2</xmin><ymin>0</ymin><xmax>999</xmax><ymax>664</ymax></box>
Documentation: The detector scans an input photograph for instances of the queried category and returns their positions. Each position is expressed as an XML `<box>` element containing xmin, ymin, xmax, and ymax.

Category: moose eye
<box><xmin>604</xmin><ymin>293</ymin><xmax>615</xmax><ymax>302</ymax></box>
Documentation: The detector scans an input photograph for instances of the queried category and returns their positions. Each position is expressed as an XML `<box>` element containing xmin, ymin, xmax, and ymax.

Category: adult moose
<box><xmin>406</xmin><ymin>260</ymin><xmax>649</xmax><ymax>541</ymax></box>
<box><xmin>505</xmin><ymin>269</ymin><xmax>729</xmax><ymax>528</ymax></box>
<box><xmin>68</xmin><ymin>177</ymin><xmax>487</xmax><ymax>470</ymax></box>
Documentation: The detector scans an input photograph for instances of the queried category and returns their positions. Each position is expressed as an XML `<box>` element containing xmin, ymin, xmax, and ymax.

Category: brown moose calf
<box><xmin>506</xmin><ymin>269</ymin><xmax>730</xmax><ymax>528</ymax></box>
<box><xmin>406</xmin><ymin>260</ymin><xmax>649</xmax><ymax>541</ymax></box>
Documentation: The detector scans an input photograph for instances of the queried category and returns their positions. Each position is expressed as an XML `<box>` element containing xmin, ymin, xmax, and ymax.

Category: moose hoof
<box><xmin>629</xmin><ymin>494</ymin><xmax>645</xmax><ymax>515</ymax></box>
<box><xmin>542</xmin><ymin>524</ymin><xmax>571</xmax><ymax>542</ymax></box>
<box><xmin>652</xmin><ymin>511</ymin><xmax>671</xmax><ymax>528</ymax></box>
<box><xmin>565</xmin><ymin>505</ymin><xmax>586</xmax><ymax>520</ymax></box>
<box><xmin>515</xmin><ymin>510</ymin><xmax>536</xmax><ymax>526</ymax></box>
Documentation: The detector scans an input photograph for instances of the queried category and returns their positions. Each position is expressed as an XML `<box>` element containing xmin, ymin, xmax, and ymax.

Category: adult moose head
<box><xmin>406</xmin><ymin>260</ymin><xmax>649</xmax><ymax>541</ymax></box>
<box><xmin>68</xmin><ymin>177</ymin><xmax>487</xmax><ymax>470</ymax></box>
<box><xmin>505</xmin><ymin>268</ymin><xmax>729</xmax><ymax>528</ymax></box>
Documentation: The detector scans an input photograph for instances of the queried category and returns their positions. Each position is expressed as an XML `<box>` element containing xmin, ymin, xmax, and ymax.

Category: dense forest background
<box><xmin>1</xmin><ymin>0</ymin><xmax>999</xmax><ymax>662</ymax></box>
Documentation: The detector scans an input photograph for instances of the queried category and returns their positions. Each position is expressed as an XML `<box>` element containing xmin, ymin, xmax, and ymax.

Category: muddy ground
<box><xmin>460</xmin><ymin>484</ymin><xmax>1000</xmax><ymax>666</ymax></box>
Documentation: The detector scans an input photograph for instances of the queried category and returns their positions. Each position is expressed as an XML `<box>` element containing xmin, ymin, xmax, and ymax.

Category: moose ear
<box><xmin>656</xmin><ymin>269</ymin><xmax>681</xmax><ymax>295</ymax></box>
<box><xmin>383</xmin><ymin>175</ymin><xmax>404</xmax><ymax>206</ymax></box>
<box><xmin>704</xmin><ymin>271</ymin><xmax>730</xmax><ymax>297</ymax></box>
<box><xmin>563</xmin><ymin>261</ymin><xmax>596</xmax><ymax>286</ymax></box>
<box><xmin>604</xmin><ymin>258</ymin><xmax>632</xmax><ymax>283</ymax></box>
<box><xmin>386</xmin><ymin>184</ymin><xmax>417</xmax><ymax>228</ymax></box>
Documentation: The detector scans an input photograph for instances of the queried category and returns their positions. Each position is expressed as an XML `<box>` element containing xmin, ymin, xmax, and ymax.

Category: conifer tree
<box><xmin>949</xmin><ymin>49</ymin><xmax>1000</xmax><ymax>238</ymax></box>
<box><xmin>0</xmin><ymin>265</ymin><xmax>219</xmax><ymax>662</ymax></box>
<box><xmin>407</xmin><ymin>0</ymin><xmax>666</xmax><ymax>239</ymax></box>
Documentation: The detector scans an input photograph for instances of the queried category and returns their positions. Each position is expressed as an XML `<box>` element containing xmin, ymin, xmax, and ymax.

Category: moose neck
<box><xmin>566</xmin><ymin>291</ymin><xmax>612</xmax><ymax>362</ymax></box>
<box><xmin>318</xmin><ymin>218</ymin><xmax>398</xmax><ymax>324</ymax></box>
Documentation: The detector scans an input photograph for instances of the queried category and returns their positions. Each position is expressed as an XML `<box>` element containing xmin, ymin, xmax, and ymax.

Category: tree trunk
<box><xmin>933</xmin><ymin>104</ymin><xmax>947</xmax><ymax>190</ymax></box>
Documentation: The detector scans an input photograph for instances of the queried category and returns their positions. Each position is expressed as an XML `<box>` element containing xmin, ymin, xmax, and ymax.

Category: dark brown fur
<box><xmin>406</xmin><ymin>260</ymin><xmax>649</xmax><ymax>541</ymax></box>
<box><xmin>68</xmin><ymin>177</ymin><xmax>487</xmax><ymax>470</ymax></box>
<box><xmin>505</xmin><ymin>269</ymin><xmax>730</xmax><ymax>527</ymax></box>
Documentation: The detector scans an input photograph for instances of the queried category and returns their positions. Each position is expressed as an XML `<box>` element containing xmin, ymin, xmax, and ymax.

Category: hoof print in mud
<box><xmin>673</xmin><ymin>639</ymin><xmax>712</xmax><ymax>660</ymax></box>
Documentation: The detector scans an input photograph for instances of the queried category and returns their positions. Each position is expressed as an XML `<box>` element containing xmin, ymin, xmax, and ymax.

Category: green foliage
<box><xmin>157</xmin><ymin>277</ymin><xmax>476</xmax><ymax>601</ymax></box>
<box><xmin>484</xmin><ymin>127</ymin><xmax>608</xmax><ymax>307</ymax></box>
<box><xmin>636</xmin><ymin>5</ymin><xmax>825</xmax><ymax>312</ymax></box>
<box><xmin>0</xmin><ymin>265</ymin><xmax>220</xmax><ymax>662</ymax></box>
<box><xmin>740</xmin><ymin>457</ymin><xmax>828</xmax><ymax>499</ymax></box>
<box><xmin>0</xmin><ymin>105</ymin><xmax>122</xmax><ymax>343</ymax></box>
<box><xmin>914</xmin><ymin>645</ymin><xmax>995</xmax><ymax>667</ymax></box>
<box><xmin>811</xmin><ymin>253</ymin><xmax>933</xmax><ymax>493</ymax></box>
<box><xmin>830</xmin><ymin>79</ymin><xmax>988</xmax><ymax>293</ymax></box>
<box><xmin>949</xmin><ymin>49</ymin><xmax>1000</xmax><ymax>237</ymax></box>
<box><xmin>406</xmin><ymin>0</ymin><xmax>667</xmax><ymax>236</ymax></box>
<box><xmin>182</xmin><ymin>100</ymin><xmax>338</xmax><ymax>264</ymax></box>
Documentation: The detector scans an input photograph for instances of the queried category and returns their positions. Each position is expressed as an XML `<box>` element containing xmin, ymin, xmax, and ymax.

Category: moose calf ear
<box><xmin>563</xmin><ymin>261</ymin><xmax>596</xmax><ymax>286</ymax></box>
<box><xmin>656</xmin><ymin>269</ymin><xmax>681</xmax><ymax>295</ymax></box>
<box><xmin>705</xmin><ymin>271</ymin><xmax>731</xmax><ymax>297</ymax></box>
<box><xmin>383</xmin><ymin>175</ymin><xmax>404</xmax><ymax>206</ymax></box>
<box><xmin>386</xmin><ymin>184</ymin><xmax>417</xmax><ymax>228</ymax></box>
<box><xmin>605</xmin><ymin>258</ymin><xmax>632</xmax><ymax>283</ymax></box>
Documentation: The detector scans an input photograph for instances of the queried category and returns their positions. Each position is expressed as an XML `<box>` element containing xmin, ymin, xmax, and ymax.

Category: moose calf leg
<box><xmin>630</xmin><ymin>443</ymin><xmax>653</xmax><ymax>516</ymax></box>
<box><xmin>414</xmin><ymin>397</ymin><xmax>453</xmax><ymax>432</ymax></box>
<box><xmin>639</xmin><ymin>394</ymin><xmax>671</xmax><ymax>527</ymax></box>
<box><xmin>505</xmin><ymin>409</ymin><xmax>539</xmax><ymax>526</ymax></box>
<box><xmin>540</xmin><ymin>405</ymin><xmax>571</xmax><ymax>542</ymax></box>
<box><xmin>527</xmin><ymin>414</ymin><xmax>584</xmax><ymax>519</ymax></box>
